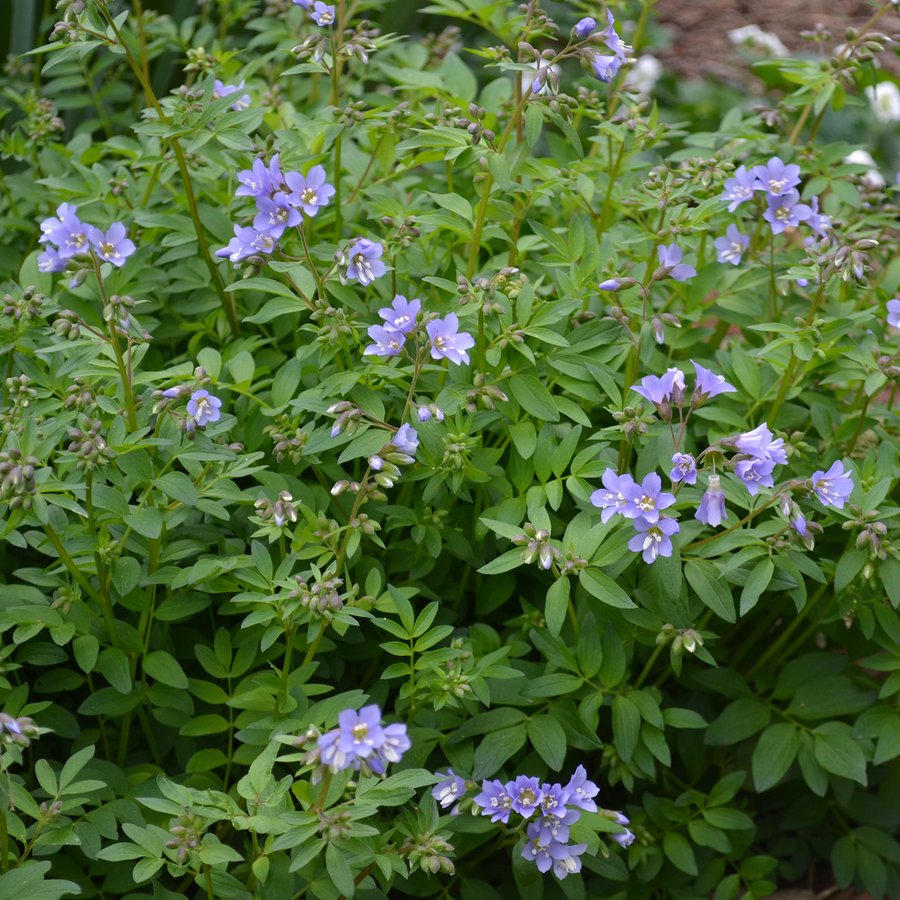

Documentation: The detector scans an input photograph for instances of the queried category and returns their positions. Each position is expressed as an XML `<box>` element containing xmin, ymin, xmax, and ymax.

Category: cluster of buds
<box><xmin>441</xmin><ymin>431</ymin><xmax>478</xmax><ymax>473</ymax></box>
<box><xmin>380</xmin><ymin>215</ymin><xmax>420</xmax><ymax>251</ymax></box>
<box><xmin>109</xmin><ymin>174</ymin><xmax>129</xmax><ymax>197</ymax></box>
<box><xmin>423</xmin><ymin>25</ymin><xmax>461</xmax><ymax>65</ymax></box>
<box><xmin>333</xmin><ymin>99</ymin><xmax>367</xmax><ymax>127</ymax></box>
<box><xmin>557</xmin><ymin>549</ymin><xmax>589</xmax><ymax>577</ymax></box>
<box><xmin>0</xmin><ymin>712</ymin><xmax>39</xmax><ymax>747</ymax></box>
<box><xmin>183</xmin><ymin>45</ymin><xmax>217</xmax><ymax>75</ymax></box>
<box><xmin>53</xmin><ymin>309</ymin><xmax>82</xmax><ymax>341</ymax></box>
<box><xmin>676</xmin><ymin>152</ymin><xmax>733</xmax><ymax>192</ymax></box>
<box><xmin>312</xmin><ymin>515</ymin><xmax>341</xmax><ymax>549</ymax></box>
<box><xmin>50</xmin><ymin>9</ymin><xmax>82</xmax><ymax>43</ymax></box>
<box><xmin>511</xmin><ymin>523</ymin><xmax>563</xmax><ymax>571</ymax></box>
<box><xmin>67</xmin><ymin>418</ymin><xmax>114</xmax><ymax>471</ymax></box>
<box><xmin>328</xmin><ymin>401</ymin><xmax>363</xmax><ymax>438</ymax></box>
<box><xmin>173</xmin><ymin>84</ymin><xmax>206</xmax><ymax>116</ymax></box>
<box><xmin>261</xmin><ymin>82</ymin><xmax>282</xmax><ymax>110</ymax></box>
<box><xmin>340</xmin><ymin>21</ymin><xmax>380</xmax><ymax>63</ymax></box>
<box><xmin>456</xmin><ymin>270</ymin><xmax>523</xmax><ymax>312</ymax></box>
<box><xmin>25</xmin><ymin>95</ymin><xmax>65</xmax><ymax>141</ymax></box>
<box><xmin>165</xmin><ymin>810</ymin><xmax>205</xmax><ymax>865</ymax></box>
<box><xmin>0</xmin><ymin>448</ymin><xmax>39</xmax><ymax>510</ymax></box>
<box><xmin>51</xmin><ymin>585</ymin><xmax>80</xmax><ymax>615</ymax></box>
<box><xmin>269</xmin><ymin>424</ymin><xmax>310</xmax><ymax>465</ymax></box>
<box><xmin>612</xmin><ymin>403</ymin><xmax>654</xmax><ymax>438</ymax></box>
<box><xmin>293</xmin><ymin>32</ymin><xmax>327</xmax><ymax>64</ymax></box>
<box><xmin>318</xmin><ymin>809</ymin><xmax>352</xmax><ymax>842</ymax></box>
<box><xmin>255</xmin><ymin>491</ymin><xmax>298</xmax><ymax>529</ymax></box>
<box><xmin>836</xmin><ymin>26</ymin><xmax>891</xmax><ymax>67</ymax></box>
<box><xmin>651</xmin><ymin>313</ymin><xmax>682</xmax><ymax>345</ymax></box>
<box><xmin>289</xmin><ymin>571</ymin><xmax>345</xmax><ymax>620</ymax></box>
<box><xmin>348</xmin><ymin>512</ymin><xmax>380</xmax><ymax>536</ymax></box>
<box><xmin>874</xmin><ymin>349</ymin><xmax>900</xmax><ymax>382</ymax></box>
<box><xmin>105</xmin><ymin>294</ymin><xmax>135</xmax><ymax>332</ymax></box>
<box><xmin>330</xmin><ymin>479</ymin><xmax>386</xmax><ymax>502</ymax></box>
<box><xmin>5</xmin><ymin>376</ymin><xmax>37</xmax><ymax>411</ymax></box>
<box><xmin>657</xmin><ymin>623</ymin><xmax>704</xmax><ymax>655</ymax></box>
<box><xmin>520</xmin><ymin>46</ymin><xmax>561</xmax><ymax>95</ymax></box>
<box><xmin>464</xmin><ymin>374</ymin><xmax>509</xmax><ymax>414</ymax></box>
<box><xmin>416</xmin><ymin>403</ymin><xmax>444</xmax><ymax>423</ymax></box>
<box><xmin>517</xmin><ymin>3</ymin><xmax>559</xmax><ymax>39</ymax></box>
<box><xmin>454</xmin><ymin>104</ymin><xmax>496</xmax><ymax>147</ymax></box>
<box><xmin>39</xmin><ymin>800</ymin><xmax>63</xmax><ymax>824</ymax></box>
<box><xmin>65</xmin><ymin>378</ymin><xmax>99</xmax><ymax>413</ymax></box>
<box><xmin>401</xmin><ymin>832</ymin><xmax>455</xmax><ymax>876</ymax></box>
<box><xmin>843</xmin><ymin>505</ymin><xmax>890</xmax><ymax>560</ymax></box>
<box><xmin>433</xmin><ymin>663</ymin><xmax>473</xmax><ymax>707</ymax></box>
<box><xmin>2</xmin><ymin>286</ymin><xmax>45</xmax><ymax>322</ymax></box>
<box><xmin>801</xmin><ymin>238</ymin><xmax>877</xmax><ymax>283</ymax></box>
<box><xmin>310</xmin><ymin>300</ymin><xmax>358</xmax><ymax>346</ymax></box>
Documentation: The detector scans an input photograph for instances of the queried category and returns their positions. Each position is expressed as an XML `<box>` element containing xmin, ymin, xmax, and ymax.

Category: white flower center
<box><xmin>776</xmin><ymin>207</ymin><xmax>791</xmax><ymax>222</ymax></box>
<box><xmin>301</xmin><ymin>188</ymin><xmax>317</xmax><ymax>204</ymax></box>
<box><xmin>99</xmin><ymin>241</ymin><xmax>117</xmax><ymax>258</ymax></box>
<box><xmin>352</xmin><ymin>722</ymin><xmax>370</xmax><ymax>743</ymax></box>
<box><xmin>769</xmin><ymin>177</ymin><xmax>788</xmax><ymax>193</ymax></box>
<box><xmin>195</xmin><ymin>398</ymin><xmax>211</xmax><ymax>418</ymax></box>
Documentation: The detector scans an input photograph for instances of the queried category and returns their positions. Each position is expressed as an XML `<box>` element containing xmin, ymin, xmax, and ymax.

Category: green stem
<box><xmin>633</xmin><ymin>643</ymin><xmax>664</xmax><ymax>689</ymax></box>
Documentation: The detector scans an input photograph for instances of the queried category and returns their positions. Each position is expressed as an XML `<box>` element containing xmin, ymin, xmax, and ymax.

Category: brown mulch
<box><xmin>654</xmin><ymin>0</ymin><xmax>900</xmax><ymax>84</ymax></box>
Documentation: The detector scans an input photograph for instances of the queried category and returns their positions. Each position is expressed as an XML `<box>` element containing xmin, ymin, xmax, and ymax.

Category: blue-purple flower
<box><xmin>378</xmin><ymin>722</ymin><xmax>411</xmax><ymax>763</ymax></box>
<box><xmin>622</xmin><ymin>473</ymin><xmax>676</xmax><ymax>523</ymax></box>
<box><xmin>509</xmin><ymin>775</ymin><xmax>543</xmax><ymax>818</ymax></box>
<box><xmin>216</xmin><ymin>225</ymin><xmax>277</xmax><ymax>262</ymax></box>
<box><xmin>602</xmin><ymin>9</ymin><xmax>629</xmax><ymax>57</ymax></box>
<box><xmin>628</xmin><ymin>516</ymin><xmax>680</xmax><ymax>563</ymax></box>
<box><xmin>670</xmin><ymin>452</ymin><xmax>697</xmax><ymax>485</ymax></box>
<box><xmin>807</xmin><ymin>196</ymin><xmax>831</xmax><ymax>238</ymax></box>
<box><xmin>433</xmin><ymin>771</ymin><xmax>467</xmax><ymax>811</ymax></box>
<box><xmin>88</xmin><ymin>223</ymin><xmax>136</xmax><ymax>267</ymax></box>
<box><xmin>316</xmin><ymin>704</ymin><xmax>408</xmax><ymax>774</ymax></box>
<box><xmin>586</xmin><ymin>50</ymin><xmax>624</xmax><ymax>83</ymax></box>
<box><xmin>631</xmin><ymin>367</ymin><xmax>685</xmax><ymax>406</ymax></box>
<box><xmin>236</xmin><ymin>158</ymin><xmax>276</xmax><ymax>197</ymax></box>
<box><xmin>213</xmin><ymin>79</ymin><xmax>251</xmax><ymax>112</ymax></box>
<box><xmin>363</xmin><ymin>324</ymin><xmax>406</xmax><ymax>358</ymax></box>
<box><xmin>285</xmin><ymin>165</ymin><xmax>336</xmax><ymax>217</ymax></box>
<box><xmin>598</xmin><ymin>278</ymin><xmax>621</xmax><ymax>291</ymax></box>
<box><xmin>522</xmin><ymin>823</ymin><xmax>588</xmax><ymax>878</ymax></box>
<box><xmin>714</xmin><ymin>223</ymin><xmax>749</xmax><ymax>266</ymax></box>
<box><xmin>187</xmin><ymin>390</ymin><xmax>222</xmax><ymax>427</ymax></box>
<box><xmin>810</xmin><ymin>461</ymin><xmax>854</xmax><ymax>508</ymax></box>
<box><xmin>656</xmin><ymin>244</ymin><xmax>696</xmax><ymax>281</ymax></box>
<box><xmin>346</xmin><ymin>239</ymin><xmax>387</xmax><ymax>286</ymax></box>
<box><xmin>763</xmin><ymin>189</ymin><xmax>812</xmax><ymax>234</ymax></box>
<box><xmin>752</xmin><ymin>157</ymin><xmax>801</xmax><ymax>197</ymax></box>
<box><xmin>336</xmin><ymin>704</ymin><xmax>385</xmax><ymax>759</ymax></box>
<box><xmin>736</xmin><ymin>457</ymin><xmax>776</xmax><ymax>496</ymax></box>
<box><xmin>38</xmin><ymin>246</ymin><xmax>66</xmax><ymax>274</ymax></box>
<box><xmin>734</xmin><ymin>423</ymin><xmax>787</xmax><ymax>465</ymax></box>
<box><xmin>537</xmin><ymin>784</ymin><xmax>580</xmax><ymax>843</ymax></box>
<box><xmin>611</xmin><ymin>814</ymin><xmax>635</xmax><ymax>848</ymax></box>
<box><xmin>379</xmin><ymin>295</ymin><xmax>421</xmax><ymax>334</ymax></box>
<box><xmin>563</xmin><ymin>766</ymin><xmax>599</xmax><ymax>812</ymax></box>
<box><xmin>574</xmin><ymin>16</ymin><xmax>596</xmax><ymax>38</ymax></box>
<box><xmin>426</xmin><ymin>313</ymin><xmax>475</xmax><ymax>365</ymax></box>
<box><xmin>720</xmin><ymin>165</ymin><xmax>757</xmax><ymax>212</ymax></box>
<box><xmin>40</xmin><ymin>203</ymin><xmax>91</xmax><ymax>258</ymax></box>
<box><xmin>888</xmin><ymin>298</ymin><xmax>900</xmax><ymax>328</ymax></box>
<box><xmin>311</xmin><ymin>1</ymin><xmax>335</xmax><ymax>25</ymax></box>
<box><xmin>691</xmin><ymin>360</ymin><xmax>738</xmax><ymax>405</ymax></box>
<box><xmin>254</xmin><ymin>192</ymin><xmax>301</xmax><ymax>238</ymax></box>
<box><xmin>294</xmin><ymin>0</ymin><xmax>312</xmax><ymax>7</ymax></box>
<box><xmin>389</xmin><ymin>423</ymin><xmax>419</xmax><ymax>459</ymax></box>
<box><xmin>591</xmin><ymin>469</ymin><xmax>637</xmax><ymax>523</ymax></box>
<box><xmin>474</xmin><ymin>779</ymin><xmax>514</xmax><ymax>823</ymax></box>
<box><xmin>695</xmin><ymin>474</ymin><xmax>727</xmax><ymax>527</ymax></box>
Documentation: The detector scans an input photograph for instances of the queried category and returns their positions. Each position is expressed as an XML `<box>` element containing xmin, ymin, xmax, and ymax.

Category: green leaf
<box><xmin>488</xmin><ymin>152</ymin><xmax>512</xmax><ymax>192</ymax></box>
<box><xmin>705</xmin><ymin>698</ymin><xmax>770</xmax><ymax>746</ymax></box>
<box><xmin>662</xmin><ymin>708</ymin><xmax>708</xmax><ymax>729</ymax></box>
<box><xmin>576</xmin><ymin>612</ymin><xmax>603</xmax><ymax>679</ymax></box>
<box><xmin>580</xmin><ymin>568</ymin><xmax>636</xmax><ymax>608</ymax></box>
<box><xmin>527</xmin><ymin>715</ymin><xmax>567</xmax><ymax>771</ymax></box>
<box><xmin>525</xmin><ymin>104</ymin><xmax>543</xmax><ymax>148</ymax></box>
<box><xmin>685</xmin><ymin>561</ymin><xmax>735</xmax><ymax>623</ymax></box>
<box><xmin>427</xmin><ymin>191</ymin><xmax>473</xmax><ymax>222</ymax></box>
<box><xmin>740</xmin><ymin>558</ymin><xmax>774</xmax><ymax>616</ymax></box>
<box><xmin>663</xmin><ymin>832</ymin><xmax>698</xmax><ymax>876</ymax></box>
<box><xmin>814</xmin><ymin>732</ymin><xmax>867</xmax><ymax>785</ymax></box>
<box><xmin>752</xmin><ymin>724</ymin><xmax>800</xmax><ymax>792</ymax></box>
<box><xmin>544</xmin><ymin>578</ymin><xmax>570</xmax><ymax>637</ymax></box>
<box><xmin>509</xmin><ymin>374</ymin><xmax>559</xmax><ymax>422</ymax></box>
<box><xmin>612</xmin><ymin>695</ymin><xmax>641</xmax><ymax>763</ymax></box>
<box><xmin>473</xmin><ymin>724</ymin><xmax>528</xmax><ymax>779</ymax></box>
<box><xmin>154</xmin><ymin>471</ymin><xmax>199</xmax><ymax>507</ymax></box>
<box><xmin>112</xmin><ymin>557</ymin><xmax>141</xmax><ymax>596</ymax></box>
<box><xmin>143</xmin><ymin>651</ymin><xmax>189</xmax><ymax>689</ymax></box>
<box><xmin>97</xmin><ymin>648</ymin><xmax>132</xmax><ymax>694</ymax></box>
<box><xmin>326</xmin><ymin>843</ymin><xmax>356</xmax><ymax>899</ymax></box>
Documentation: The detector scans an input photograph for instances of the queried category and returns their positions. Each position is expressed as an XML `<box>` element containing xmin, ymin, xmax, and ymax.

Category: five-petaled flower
<box><xmin>363</xmin><ymin>324</ymin><xmax>406</xmax><ymax>358</ymax></box>
<box><xmin>752</xmin><ymin>157</ymin><xmax>801</xmax><ymax>196</ymax></box>
<box><xmin>810</xmin><ymin>461</ymin><xmax>854</xmax><ymax>508</ymax></box>
<box><xmin>656</xmin><ymin>244</ymin><xmax>696</xmax><ymax>282</ymax></box>
<box><xmin>346</xmin><ymin>238</ymin><xmax>387</xmax><ymax>286</ymax></box>
<box><xmin>186</xmin><ymin>390</ymin><xmax>222</xmax><ymax>427</ymax></box>
<box><xmin>714</xmin><ymin>223</ymin><xmax>749</xmax><ymax>266</ymax></box>
<box><xmin>253</xmin><ymin>192</ymin><xmax>301</xmax><ymax>238</ymax></box>
<box><xmin>379</xmin><ymin>295</ymin><xmax>421</xmax><ymax>334</ymax></box>
<box><xmin>426</xmin><ymin>313</ymin><xmax>475</xmax><ymax>365</ymax></box>
<box><xmin>311</xmin><ymin>1</ymin><xmax>336</xmax><ymax>25</ymax></box>
<box><xmin>591</xmin><ymin>469</ymin><xmax>637</xmax><ymax>522</ymax></box>
<box><xmin>720</xmin><ymin>165</ymin><xmax>757</xmax><ymax>212</ymax></box>
<box><xmin>628</xmin><ymin>516</ymin><xmax>680</xmax><ymax>563</ymax></box>
<box><xmin>88</xmin><ymin>223</ymin><xmax>136</xmax><ymax>266</ymax></box>
<box><xmin>285</xmin><ymin>165</ymin><xmax>336</xmax><ymax>217</ymax></box>
<box><xmin>763</xmin><ymin>189</ymin><xmax>812</xmax><ymax>234</ymax></box>
<box><xmin>622</xmin><ymin>473</ymin><xmax>676</xmax><ymax>524</ymax></box>
<box><xmin>40</xmin><ymin>203</ymin><xmax>91</xmax><ymax>258</ymax></box>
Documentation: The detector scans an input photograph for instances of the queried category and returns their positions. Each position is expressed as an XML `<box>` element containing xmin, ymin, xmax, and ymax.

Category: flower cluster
<box><xmin>433</xmin><ymin>766</ymin><xmax>631</xmax><ymax>880</ymax></box>
<box><xmin>364</xmin><ymin>295</ymin><xmax>475</xmax><ymax>365</ymax></box>
<box><xmin>368</xmin><ymin>423</ymin><xmax>420</xmax><ymax>489</ymax></box>
<box><xmin>217</xmin><ymin>156</ymin><xmax>336</xmax><ymax>263</ymax></box>
<box><xmin>581</xmin><ymin>11</ymin><xmax>632</xmax><ymax>85</ymax></box>
<box><xmin>312</xmin><ymin>704</ymin><xmax>410</xmax><ymax>778</ymax></box>
<box><xmin>39</xmin><ymin>203</ymin><xmax>136</xmax><ymax>285</ymax></box>
<box><xmin>718</xmin><ymin>156</ymin><xmax>832</xmax><ymax>245</ymax></box>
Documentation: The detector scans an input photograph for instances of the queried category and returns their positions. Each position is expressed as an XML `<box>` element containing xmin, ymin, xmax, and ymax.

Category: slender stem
<box><xmin>336</xmin><ymin>863</ymin><xmax>377</xmax><ymax>900</ymax></box>
<box><xmin>0</xmin><ymin>799</ymin><xmax>8</xmax><ymax>873</ymax></box>
<box><xmin>203</xmin><ymin>863</ymin><xmax>215</xmax><ymax>900</ymax></box>
<box><xmin>314</xmin><ymin>771</ymin><xmax>333</xmax><ymax>811</ymax></box>
<box><xmin>93</xmin><ymin>2</ymin><xmax>241</xmax><ymax>337</ymax></box>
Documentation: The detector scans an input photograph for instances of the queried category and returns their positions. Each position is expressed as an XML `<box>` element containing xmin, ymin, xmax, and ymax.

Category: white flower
<box><xmin>865</xmin><ymin>82</ymin><xmax>900</xmax><ymax>123</ymax></box>
<box><xmin>843</xmin><ymin>149</ymin><xmax>887</xmax><ymax>190</ymax></box>
<box><xmin>727</xmin><ymin>24</ymin><xmax>789</xmax><ymax>57</ymax></box>
<box><xmin>624</xmin><ymin>55</ymin><xmax>662</xmax><ymax>97</ymax></box>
